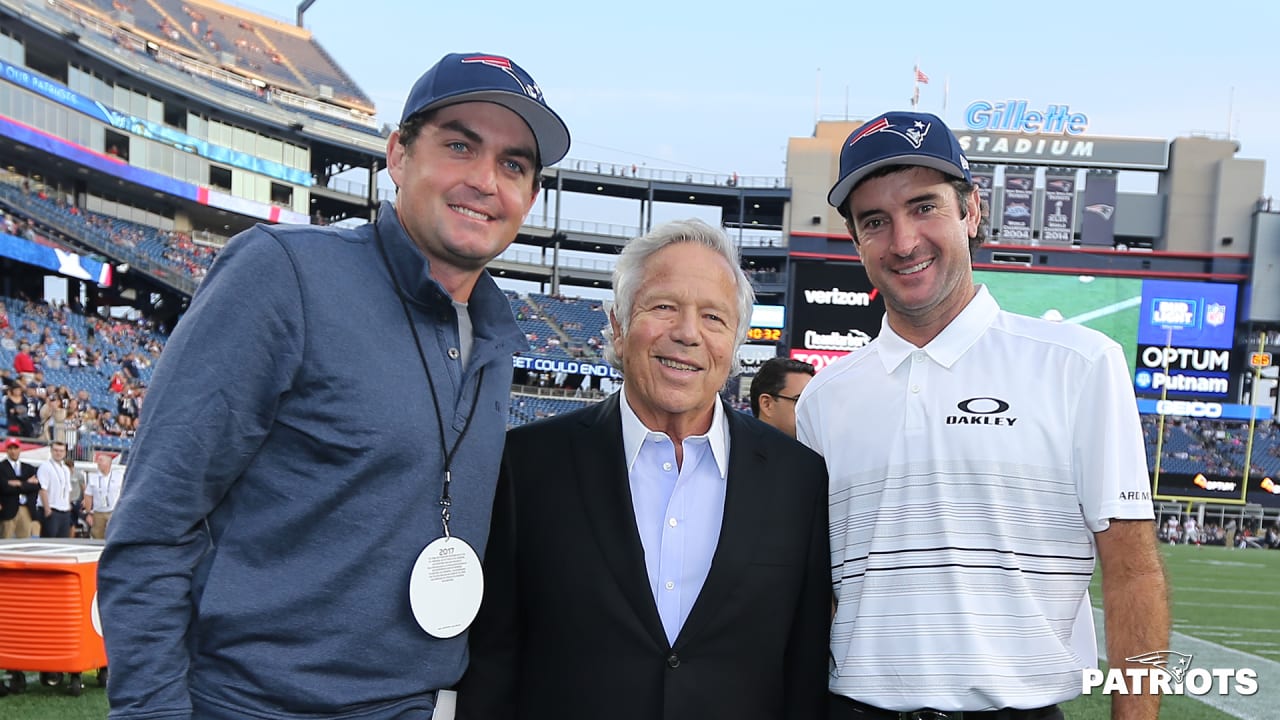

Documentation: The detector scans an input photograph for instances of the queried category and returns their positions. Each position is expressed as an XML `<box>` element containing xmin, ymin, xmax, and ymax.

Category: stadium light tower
<box><xmin>296</xmin><ymin>0</ymin><xmax>317</xmax><ymax>27</ymax></box>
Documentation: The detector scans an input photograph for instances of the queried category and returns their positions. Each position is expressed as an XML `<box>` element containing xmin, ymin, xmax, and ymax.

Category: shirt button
<box><xmin>667</xmin><ymin>652</ymin><xmax>680</xmax><ymax>668</ymax></box>
<box><xmin>447</xmin><ymin>348</ymin><xmax>460</xmax><ymax>360</ymax></box>
<box><xmin>911</xmin><ymin>385</ymin><xmax>920</xmax><ymax>393</ymax></box>
<box><xmin>662</xmin><ymin>462</ymin><xmax>673</xmax><ymax>472</ymax></box>
<box><xmin>664</xmin><ymin>580</ymin><xmax>675</xmax><ymax>590</ymax></box>
<box><xmin>913</xmin><ymin>352</ymin><xmax>925</xmax><ymax>362</ymax></box>
<box><xmin>668</xmin><ymin>517</ymin><xmax>678</xmax><ymax>527</ymax></box>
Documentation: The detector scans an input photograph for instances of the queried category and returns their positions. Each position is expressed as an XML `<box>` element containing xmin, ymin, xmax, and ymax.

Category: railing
<box><xmin>496</xmin><ymin>248</ymin><xmax>615</xmax><ymax>273</ymax></box>
<box><xmin>523</xmin><ymin>216</ymin><xmax>638</xmax><ymax>239</ymax></box>
<box><xmin>557</xmin><ymin>158</ymin><xmax>788</xmax><ymax>189</ymax></box>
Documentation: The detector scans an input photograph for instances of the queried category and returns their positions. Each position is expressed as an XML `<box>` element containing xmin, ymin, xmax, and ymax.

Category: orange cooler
<box><xmin>0</xmin><ymin>539</ymin><xmax>107</xmax><ymax>676</ymax></box>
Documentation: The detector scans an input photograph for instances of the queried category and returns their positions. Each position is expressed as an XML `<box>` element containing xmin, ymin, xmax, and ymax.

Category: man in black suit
<box><xmin>460</xmin><ymin>219</ymin><xmax>830</xmax><ymax>720</ymax></box>
<box><xmin>0</xmin><ymin>436</ymin><xmax>39</xmax><ymax>539</ymax></box>
<box><xmin>1</xmin><ymin>436</ymin><xmax>40</xmax><ymax>694</ymax></box>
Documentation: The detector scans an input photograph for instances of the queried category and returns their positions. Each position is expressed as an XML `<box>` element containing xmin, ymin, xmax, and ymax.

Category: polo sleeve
<box><xmin>96</xmin><ymin>226</ymin><xmax>304</xmax><ymax>720</ymax></box>
<box><xmin>1073</xmin><ymin>342</ymin><xmax>1155</xmax><ymax>532</ymax></box>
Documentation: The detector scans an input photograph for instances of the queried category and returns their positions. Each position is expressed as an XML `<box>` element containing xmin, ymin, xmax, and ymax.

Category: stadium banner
<box><xmin>999</xmin><ymin>169</ymin><xmax>1035</xmax><ymax>242</ymax></box>
<box><xmin>1136</xmin><ymin>399</ymin><xmax>1272</xmax><ymax>421</ymax></box>
<box><xmin>1040</xmin><ymin>169</ymin><xmax>1077</xmax><ymax>244</ymax></box>
<box><xmin>0</xmin><ymin>232</ymin><xmax>113</xmax><ymax>285</ymax></box>
<box><xmin>1133</xmin><ymin>351</ymin><xmax>1231</xmax><ymax>398</ymax></box>
<box><xmin>0</xmin><ymin>115</ymin><xmax>196</xmax><ymax>200</ymax></box>
<box><xmin>737</xmin><ymin>345</ymin><xmax>779</xmax><ymax>376</ymax></box>
<box><xmin>1080</xmin><ymin>172</ymin><xmax>1117</xmax><ymax>246</ymax></box>
<box><xmin>955</xmin><ymin>130</ymin><xmax>1169</xmax><ymax>170</ymax></box>
<box><xmin>512</xmin><ymin>354</ymin><xmax>621</xmax><ymax>379</ymax></box>
<box><xmin>0</xmin><ymin>59</ymin><xmax>313</xmax><ymax>186</ymax></box>
<box><xmin>787</xmin><ymin>261</ymin><xmax>883</xmax><ymax>368</ymax></box>
<box><xmin>1137</xmin><ymin>279</ymin><xmax>1238</xmax><ymax>350</ymax></box>
<box><xmin>970</xmin><ymin>164</ymin><xmax>995</xmax><ymax>240</ymax></box>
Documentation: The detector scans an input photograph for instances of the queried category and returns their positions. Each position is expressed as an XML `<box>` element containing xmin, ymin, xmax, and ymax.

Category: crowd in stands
<box><xmin>1142</xmin><ymin>414</ymin><xmax>1280</xmax><ymax>481</ymax></box>
<box><xmin>0</xmin><ymin>175</ymin><xmax>217</xmax><ymax>282</ymax></box>
<box><xmin>53</xmin><ymin>0</ymin><xmax>376</xmax><ymax>121</ymax></box>
<box><xmin>2</xmin><ymin>296</ymin><xmax>159</xmax><ymax>458</ymax></box>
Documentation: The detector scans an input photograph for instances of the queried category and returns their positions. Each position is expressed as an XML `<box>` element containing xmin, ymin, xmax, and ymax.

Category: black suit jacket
<box><xmin>460</xmin><ymin>394</ymin><xmax>830</xmax><ymax>720</ymax></box>
<box><xmin>0</xmin><ymin>458</ymin><xmax>40</xmax><ymax>521</ymax></box>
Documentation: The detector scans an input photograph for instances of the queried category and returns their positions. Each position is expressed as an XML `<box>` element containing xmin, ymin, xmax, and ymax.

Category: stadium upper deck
<box><xmin>1</xmin><ymin>0</ymin><xmax>1277</xmax><ymax>420</ymax></box>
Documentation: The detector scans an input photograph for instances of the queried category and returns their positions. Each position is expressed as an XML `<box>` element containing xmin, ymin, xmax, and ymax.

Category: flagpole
<box><xmin>814</xmin><ymin>67</ymin><xmax>821</xmax><ymax>127</ymax></box>
<box><xmin>912</xmin><ymin>60</ymin><xmax>919</xmax><ymax>109</ymax></box>
<box><xmin>943</xmin><ymin>76</ymin><xmax>950</xmax><ymax>120</ymax></box>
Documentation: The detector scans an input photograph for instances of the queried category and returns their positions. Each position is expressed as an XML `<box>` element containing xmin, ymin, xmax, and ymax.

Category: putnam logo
<box><xmin>1082</xmin><ymin>651</ymin><xmax>1258</xmax><ymax>696</ymax></box>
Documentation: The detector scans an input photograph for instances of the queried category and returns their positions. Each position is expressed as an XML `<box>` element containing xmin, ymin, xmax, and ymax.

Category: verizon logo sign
<box><xmin>803</xmin><ymin>287</ymin><xmax>880</xmax><ymax>306</ymax></box>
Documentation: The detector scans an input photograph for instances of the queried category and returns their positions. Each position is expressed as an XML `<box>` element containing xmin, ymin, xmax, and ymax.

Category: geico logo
<box><xmin>1140</xmin><ymin>347</ymin><xmax>1229</xmax><ymax>371</ymax></box>
<box><xmin>803</xmin><ymin>288</ymin><xmax>874</xmax><ymax>306</ymax></box>
<box><xmin>1156</xmin><ymin>400</ymin><xmax>1223</xmax><ymax>418</ymax></box>
<box><xmin>791</xmin><ymin>352</ymin><xmax>842</xmax><ymax>371</ymax></box>
<box><xmin>1148</xmin><ymin>372</ymin><xmax>1229</xmax><ymax>394</ymax></box>
<box><xmin>804</xmin><ymin>329</ymin><xmax>871</xmax><ymax>351</ymax></box>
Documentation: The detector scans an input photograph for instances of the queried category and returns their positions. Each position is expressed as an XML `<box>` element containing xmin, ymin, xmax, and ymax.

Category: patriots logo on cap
<box><xmin>461</xmin><ymin>54</ymin><xmax>544</xmax><ymax>101</ymax></box>
<box><xmin>848</xmin><ymin>117</ymin><xmax>931</xmax><ymax>149</ymax></box>
<box><xmin>1126</xmin><ymin>651</ymin><xmax>1194</xmax><ymax>684</ymax></box>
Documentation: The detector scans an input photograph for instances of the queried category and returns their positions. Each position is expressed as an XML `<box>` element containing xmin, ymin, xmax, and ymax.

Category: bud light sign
<box><xmin>1136</xmin><ymin>280</ymin><xmax>1237</xmax><ymax>350</ymax></box>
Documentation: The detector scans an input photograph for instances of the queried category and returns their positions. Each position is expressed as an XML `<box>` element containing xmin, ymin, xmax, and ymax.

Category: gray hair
<box><xmin>602</xmin><ymin>218</ymin><xmax>755</xmax><ymax>374</ymax></box>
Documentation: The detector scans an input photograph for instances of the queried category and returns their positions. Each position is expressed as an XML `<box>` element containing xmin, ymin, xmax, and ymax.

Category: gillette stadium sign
<box><xmin>958</xmin><ymin>99</ymin><xmax>1168</xmax><ymax>170</ymax></box>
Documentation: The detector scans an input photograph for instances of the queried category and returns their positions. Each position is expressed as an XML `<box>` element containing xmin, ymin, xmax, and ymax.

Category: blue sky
<box><xmin>243</xmin><ymin>0</ymin><xmax>1280</xmax><ymax>203</ymax></box>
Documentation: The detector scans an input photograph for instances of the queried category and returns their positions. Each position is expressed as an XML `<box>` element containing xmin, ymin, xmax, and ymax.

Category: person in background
<box><xmin>748</xmin><ymin>357</ymin><xmax>815</xmax><ymax>439</ymax></box>
<box><xmin>84</xmin><ymin>452</ymin><xmax>125</xmax><ymax>539</ymax></box>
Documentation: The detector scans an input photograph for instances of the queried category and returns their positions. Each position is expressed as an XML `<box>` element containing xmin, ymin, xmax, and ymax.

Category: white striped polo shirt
<box><xmin>796</xmin><ymin>285</ymin><xmax>1154</xmax><ymax>712</ymax></box>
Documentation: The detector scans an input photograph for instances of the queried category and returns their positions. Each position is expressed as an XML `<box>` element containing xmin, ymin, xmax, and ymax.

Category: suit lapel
<box><xmin>676</xmin><ymin>406</ymin><xmax>770</xmax><ymax>645</ymax></box>
<box><xmin>571</xmin><ymin>394</ymin><xmax>668</xmax><ymax>646</ymax></box>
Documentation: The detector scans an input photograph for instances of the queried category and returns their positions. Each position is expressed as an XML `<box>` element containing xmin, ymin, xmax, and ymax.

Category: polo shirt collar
<box><xmin>619</xmin><ymin>384</ymin><xmax>730</xmax><ymax>479</ymax></box>
<box><xmin>876</xmin><ymin>284</ymin><xmax>999</xmax><ymax>372</ymax></box>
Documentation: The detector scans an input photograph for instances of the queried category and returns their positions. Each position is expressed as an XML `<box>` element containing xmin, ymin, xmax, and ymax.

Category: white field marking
<box><xmin>1065</xmin><ymin>296</ymin><xmax>1142</xmax><ymax>325</ymax></box>
<box><xmin>1187</xmin><ymin>559</ymin><xmax>1270</xmax><ymax>568</ymax></box>
<box><xmin>1095</xmin><ymin>607</ymin><xmax>1277</xmax><ymax>720</ymax></box>
<box><xmin>1175</xmin><ymin>586</ymin><xmax>1279</xmax><ymax>596</ymax></box>
<box><xmin>1175</xmin><ymin>625</ymin><xmax>1280</xmax><ymax>635</ymax></box>
<box><xmin>1173</xmin><ymin>601</ymin><xmax>1276</xmax><ymax>611</ymax></box>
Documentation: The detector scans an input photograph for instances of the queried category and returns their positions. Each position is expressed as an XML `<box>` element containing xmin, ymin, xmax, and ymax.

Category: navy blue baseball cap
<box><xmin>827</xmin><ymin>111</ymin><xmax>971</xmax><ymax>212</ymax></box>
<box><xmin>400</xmin><ymin>53</ymin><xmax>570</xmax><ymax>166</ymax></box>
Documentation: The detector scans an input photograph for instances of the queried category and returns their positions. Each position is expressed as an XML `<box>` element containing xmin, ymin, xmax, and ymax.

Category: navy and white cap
<box><xmin>827</xmin><ymin>110</ymin><xmax>971</xmax><ymax>212</ymax></box>
<box><xmin>400</xmin><ymin>53</ymin><xmax>570</xmax><ymax>166</ymax></box>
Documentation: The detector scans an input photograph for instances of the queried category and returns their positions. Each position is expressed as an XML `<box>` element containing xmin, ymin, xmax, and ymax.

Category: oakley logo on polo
<box><xmin>945</xmin><ymin>397</ymin><xmax>1018</xmax><ymax>427</ymax></box>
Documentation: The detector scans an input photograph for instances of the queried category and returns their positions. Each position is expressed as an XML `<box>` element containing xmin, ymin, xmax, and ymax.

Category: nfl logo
<box><xmin>1205</xmin><ymin>303</ymin><xmax>1227</xmax><ymax>327</ymax></box>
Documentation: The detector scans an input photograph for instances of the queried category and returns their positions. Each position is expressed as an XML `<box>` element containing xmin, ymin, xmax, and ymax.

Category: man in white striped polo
<box><xmin>798</xmin><ymin>110</ymin><xmax>1169</xmax><ymax>720</ymax></box>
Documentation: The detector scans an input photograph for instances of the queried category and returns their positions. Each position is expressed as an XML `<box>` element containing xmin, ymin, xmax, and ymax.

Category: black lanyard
<box><xmin>374</xmin><ymin>224</ymin><xmax>484</xmax><ymax>538</ymax></box>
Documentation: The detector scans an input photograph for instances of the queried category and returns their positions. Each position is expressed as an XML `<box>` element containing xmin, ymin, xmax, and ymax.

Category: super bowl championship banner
<box><xmin>1040</xmin><ymin>169</ymin><xmax>1077</xmax><ymax>244</ymax></box>
<box><xmin>1080</xmin><ymin>171</ymin><xmax>1118</xmax><ymax>246</ymax></box>
<box><xmin>970</xmin><ymin>164</ymin><xmax>995</xmax><ymax>241</ymax></box>
<box><xmin>999</xmin><ymin>168</ymin><xmax>1035</xmax><ymax>242</ymax></box>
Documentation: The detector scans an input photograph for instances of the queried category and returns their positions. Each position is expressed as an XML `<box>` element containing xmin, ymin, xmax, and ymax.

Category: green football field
<box><xmin>6</xmin><ymin>545</ymin><xmax>1274</xmax><ymax>719</ymax></box>
<box><xmin>975</xmin><ymin>270</ymin><xmax>1144</xmax><ymax>372</ymax></box>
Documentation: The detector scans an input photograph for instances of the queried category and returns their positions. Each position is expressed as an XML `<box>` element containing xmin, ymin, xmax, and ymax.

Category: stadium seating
<box><xmin>527</xmin><ymin>293</ymin><xmax>609</xmax><ymax>358</ymax></box>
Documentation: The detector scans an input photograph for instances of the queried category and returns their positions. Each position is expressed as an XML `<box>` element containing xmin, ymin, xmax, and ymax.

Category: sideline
<box><xmin>1094</xmin><ymin>607</ymin><xmax>1276</xmax><ymax>720</ymax></box>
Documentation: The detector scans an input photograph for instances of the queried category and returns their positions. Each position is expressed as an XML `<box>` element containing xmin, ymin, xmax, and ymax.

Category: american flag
<box><xmin>915</xmin><ymin>66</ymin><xmax>930</xmax><ymax>84</ymax></box>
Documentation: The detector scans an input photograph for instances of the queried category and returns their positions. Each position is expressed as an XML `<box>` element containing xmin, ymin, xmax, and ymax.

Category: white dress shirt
<box><xmin>620</xmin><ymin>384</ymin><xmax>730</xmax><ymax>646</ymax></box>
<box><xmin>86</xmin><ymin>467</ymin><xmax>126</xmax><ymax>513</ymax></box>
<box><xmin>37</xmin><ymin>459</ymin><xmax>73</xmax><ymax>512</ymax></box>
